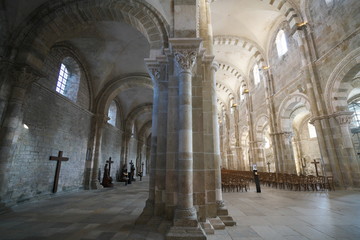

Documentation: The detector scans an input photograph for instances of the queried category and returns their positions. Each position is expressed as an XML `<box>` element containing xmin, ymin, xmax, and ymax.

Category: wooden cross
<box><xmin>311</xmin><ymin>159</ymin><xmax>320</xmax><ymax>177</ymax></box>
<box><xmin>49</xmin><ymin>151</ymin><xmax>69</xmax><ymax>193</ymax></box>
<box><xmin>106</xmin><ymin>157</ymin><xmax>114</xmax><ymax>174</ymax></box>
<box><xmin>267</xmin><ymin>162</ymin><xmax>271</xmax><ymax>173</ymax></box>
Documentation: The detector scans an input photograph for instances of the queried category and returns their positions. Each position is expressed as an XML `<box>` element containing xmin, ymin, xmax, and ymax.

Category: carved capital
<box><xmin>145</xmin><ymin>57</ymin><xmax>167</xmax><ymax>87</ymax></box>
<box><xmin>169</xmin><ymin>38</ymin><xmax>202</xmax><ymax>73</ymax></box>
<box><xmin>333</xmin><ymin>111</ymin><xmax>354</xmax><ymax>126</ymax></box>
<box><xmin>174</xmin><ymin>50</ymin><xmax>198</xmax><ymax>72</ymax></box>
<box><xmin>310</xmin><ymin>111</ymin><xmax>354</xmax><ymax>126</ymax></box>
<box><xmin>282</xmin><ymin>131</ymin><xmax>293</xmax><ymax>139</ymax></box>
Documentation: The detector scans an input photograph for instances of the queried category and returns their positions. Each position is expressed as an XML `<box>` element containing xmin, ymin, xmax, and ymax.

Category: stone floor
<box><xmin>1</xmin><ymin>177</ymin><xmax>360</xmax><ymax>240</ymax></box>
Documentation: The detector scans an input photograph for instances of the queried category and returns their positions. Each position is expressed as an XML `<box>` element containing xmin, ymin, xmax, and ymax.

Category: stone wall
<box><xmin>308</xmin><ymin>0</ymin><xmax>360</xmax><ymax>60</ymax></box>
<box><xmin>9</xmin><ymin>83</ymin><xmax>92</xmax><ymax>203</ymax></box>
<box><xmin>100</xmin><ymin>124</ymin><xmax>122</xmax><ymax>181</ymax></box>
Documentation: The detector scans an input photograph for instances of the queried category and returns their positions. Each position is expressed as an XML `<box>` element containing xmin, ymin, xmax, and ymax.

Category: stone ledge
<box><xmin>166</xmin><ymin>225</ymin><xmax>207</xmax><ymax>240</ymax></box>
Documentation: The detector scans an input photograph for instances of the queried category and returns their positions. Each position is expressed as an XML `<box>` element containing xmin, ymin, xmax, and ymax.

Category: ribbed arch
<box><xmin>214</xmin><ymin>36</ymin><xmax>265</xmax><ymax>63</ymax></box>
<box><xmin>216</xmin><ymin>82</ymin><xmax>235</xmax><ymax>103</ymax></box>
<box><xmin>217</xmin><ymin>61</ymin><xmax>246</xmax><ymax>81</ymax></box>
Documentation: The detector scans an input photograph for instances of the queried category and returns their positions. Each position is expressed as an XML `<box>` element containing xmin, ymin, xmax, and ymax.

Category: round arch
<box><xmin>124</xmin><ymin>103</ymin><xmax>153</xmax><ymax>134</ymax></box>
<box><xmin>95</xmin><ymin>74</ymin><xmax>153</xmax><ymax>115</ymax></box>
<box><xmin>324</xmin><ymin>47</ymin><xmax>360</xmax><ymax>114</ymax></box>
<box><xmin>278</xmin><ymin>93</ymin><xmax>311</xmax><ymax>132</ymax></box>
<box><xmin>7</xmin><ymin>0</ymin><xmax>169</xmax><ymax>68</ymax></box>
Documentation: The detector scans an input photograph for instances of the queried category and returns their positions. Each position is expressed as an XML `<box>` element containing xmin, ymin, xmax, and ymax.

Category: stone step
<box><xmin>200</xmin><ymin>220</ymin><xmax>215</xmax><ymax>235</ymax></box>
<box><xmin>217</xmin><ymin>208</ymin><xmax>229</xmax><ymax>216</ymax></box>
<box><xmin>208</xmin><ymin>217</ymin><xmax>226</xmax><ymax>230</ymax></box>
<box><xmin>219</xmin><ymin>215</ymin><xmax>236</xmax><ymax>226</ymax></box>
<box><xmin>166</xmin><ymin>226</ymin><xmax>206</xmax><ymax>240</ymax></box>
<box><xmin>158</xmin><ymin>220</ymin><xmax>172</xmax><ymax>234</ymax></box>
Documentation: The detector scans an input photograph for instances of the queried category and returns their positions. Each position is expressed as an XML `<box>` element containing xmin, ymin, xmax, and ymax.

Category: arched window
<box><xmin>131</xmin><ymin>123</ymin><xmax>136</xmax><ymax>137</ymax></box>
<box><xmin>56</xmin><ymin>64</ymin><xmax>68</xmax><ymax>95</ymax></box>
<box><xmin>308</xmin><ymin>122</ymin><xmax>317</xmax><ymax>138</ymax></box>
<box><xmin>240</xmin><ymin>85</ymin><xmax>244</xmax><ymax>101</ymax></box>
<box><xmin>55</xmin><ymin>57</ymin><xmax>81</xmax><ymax>101</ymax></box>
<box><xmin>107</xmin><ymin>101</ymin><xmax>117</xmax><ymax>126</ymax></box>
<box><xmin>349</xmin><ymin>100</ymin><xmax>360</xmax><ymax>129</ymax></box>
<box><xmin>264</xmin><ymin>136</ymin><xmax>270</xmax><ymax>149</ymax></box>
<box><xmin>275</xmin><ymin>30</ymin><xmax>288</xmax><ymax>57</ymax></box>
<box><xmin>253</xmin><ymin>64</ymin><xmax>260</xmax><ymax>86</ymax></box>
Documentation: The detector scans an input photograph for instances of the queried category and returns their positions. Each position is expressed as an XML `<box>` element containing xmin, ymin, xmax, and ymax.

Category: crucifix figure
<box><xmin>49</xmin><ymin>151</ymin><xmax>69</xmax><ymax>193</ymax></box>
<box><xmin>267</xmin><ymin>162</ymin><xmax>271</xmax><ymax>173</ymax></box>
<box><xmin>311</xmin><ymin>159</ymin><xmax>320</xmax><ymax>177</ymax></box>
<box><xmin>106</xmin><ymin>157</ymin><xmax>114</xmax><ymax>176</ymax></box>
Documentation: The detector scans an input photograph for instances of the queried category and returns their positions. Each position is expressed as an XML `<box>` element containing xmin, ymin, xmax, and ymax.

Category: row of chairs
<box><xmin>221</xmin><ymin>170</ymin><xmax>251</xmax><ymax>192</ymax></box>
<box><xmin>221</xmin><ymin>170</ymin><xmax>335</xmax><ymax>192</ymax></box>
<box><xmin>259</xmin><ymin>172</ymin><xmax>335</xmax><ymax>191</ymax></box>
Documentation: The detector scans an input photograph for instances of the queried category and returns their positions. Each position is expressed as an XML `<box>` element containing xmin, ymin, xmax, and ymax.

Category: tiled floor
<box><xmin>1</xmin><ymin>177</ymin><xmax>360</xmax><ymax>240</ymax></box>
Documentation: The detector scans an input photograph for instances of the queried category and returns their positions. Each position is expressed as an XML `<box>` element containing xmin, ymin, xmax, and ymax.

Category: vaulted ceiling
<box><xmin>2</xmin><ymin>0</ymin><xmax>302</xmax><ymax>136</ymax></box>
<box><xmin>211</xmin><ymin>0</ymin><xmax>299</xmax><ymax>111</ymax></box>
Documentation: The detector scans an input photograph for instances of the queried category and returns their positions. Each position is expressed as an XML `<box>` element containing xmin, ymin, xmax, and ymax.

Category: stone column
<box><xmin>153</xmin><ymin>61</ymin><xmax>168</xmax><ymax>216</ymax></box>
<box><xmin>269</xmin><ymin>132</ymin><xmax>284</xmax><ymax>173</ymax></box>
<box><xmin>136</xmin><ymin>59</ymin><xmax>161</xmax><ymax>223</ymax></box>
<box><xmin>208</xmin><ymin>60</ymin><xmax>227</xmax><ymax>214</ymax></box>
<box><xmin>263</xmin><ymin>69</ymin><xmax>281</xmax><ymax>174</ymax></box>
<box><xmin>244</xmin><ymin>91</ymin><xmax>257</xmax><ymax>168</ymax></box>
<box><xmin>279</xmin><ymin>131</ymin><xmax>296</xmax><ymax>174</ymax></box>
<box><xmin>0</xmin><ymin>65</ymin><xmax>41</xmax><ymax>204</ymax></box>
<box><xmin>170</xmin><ymin>38</ymin><xmax>201</xmax><ymax>228</ymax></box>
<box><xmin>333</xmin><ymin>111</ymin><xmax>360</xmax><ymax>187</ymax></box>
<box><xmin>293</xmin><ymin>28</ymin><xmax>339</xmax><ymax>184</ymax></box>
<box><xmin>90</xmin><ymin>114</ymin><xmax>107</xmax><ymax>189</ymax></box>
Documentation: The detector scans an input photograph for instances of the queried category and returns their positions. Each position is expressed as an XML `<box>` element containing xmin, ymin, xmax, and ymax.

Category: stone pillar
<box><xmin>269</xmin><ymin>132</ymin><xmax>284</xmax><ymax>173</ymax></box>
<box><xmin>207</xmin><ymin>60</ymin><xmax>229</xmax><ymax>216</ymax></box>
<box><xmin>293</xmin><ymin>28</ymin><xmax>339</xmax><ymax>184</ymax></box>
<box><xmin>0</xmin><ymin>65</ymin><xmax>41</xmax><ymax>204</ymax></box>
<box><xmin>279</xmin><ymin>131</ymin><xmax>296</xmax><ymax>174</ymax></box>
<box><xmin>152</xmin><ymin>60</ymin><xmax>168</xmax><ymax>217</ymax></box>
<box><xmin>89</xmin><ymin>114</ymin><xmax>107</xmax><ymax>189</ymax></box>
<box><xmin>170</xmin><ymin>38</ymin><xmax>201</xmax><ymax>228</ymax></box>
<box><xmin>262</xmin><ymin>69</ymin><xmax>281</xmax><ymax>174</ymax></box>
<box><xmin>136</xmin><ymin>59</ymin><xmax>161</xmax><ymax>223</ymax></box>
<box><xmin>333</xmin><ymin>111</ymin><xmax>360</xmax><ymax>187</ymax></box>
<box><xmin>244</xmin><ymin>91</ymin><xmax>257</xmax><ymax>168</ymax></box>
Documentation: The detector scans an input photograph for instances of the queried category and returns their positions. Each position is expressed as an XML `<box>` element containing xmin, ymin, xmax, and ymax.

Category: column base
<box><xmin>166</xmin><ymin>224</ymin><xmax>207</xmax><ymax>240</ymax></box>
<box><xmin>90</xmin><ymin>179</ymin><xmax>103</xmax><ymax>190</ymax></box>
<box><xmin>173</xmin><ymin>207</ymin><xmax>198</xmax><ymax>227</ymax></box>
<box><xmin>216</xmin><ymin>200</ymin><xmax>236</xmax><ymax>226</ymax></box>
<box><xmin>135</xmin><ymin>199</ymin><xmax>154</xmax><ymax>225</ymax></box>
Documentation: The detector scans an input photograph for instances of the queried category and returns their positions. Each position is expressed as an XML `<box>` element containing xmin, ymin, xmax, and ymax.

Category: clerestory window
<box><xmin>308</xmin><ymin>121</ymin><xmax>317</xmax><ymax>139</ymax></box>
<box><xmin>253</xmin><ymin>64</ymin><xmax>260</xmax><ymax>86</ymax></box>
<box><xmin>55</xmin><ymin>57</ymin><xmax>81</xmax><ymax>102</ymax></box>
<box><xmin>107</xmin><ymin>101</ymin><xmax>117</xmax><ymax>126</ymax></box>
<box><xmin>56</xmin><ymin>64</ymin><xmax>68</xmax><ymax>95</ymax></box>
<box><xmin>276</xmin><ymin>30</ymin><xmax>288</xmax><ymax>57</ymax></box>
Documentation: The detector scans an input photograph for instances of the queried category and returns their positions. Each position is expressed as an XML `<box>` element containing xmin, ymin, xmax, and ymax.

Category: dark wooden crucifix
<box><xmin>49</xmin><ymin>151</ymin><xmax>69</xmax><ymax>193</ymax></box>
<box><xmin>106</xmin><ymin>157</ymin><xmax>114</xmax><ymax>175</ymax></box>
<box><xmin>311</xmin><ymin>159</ymin><xmax>320</xmax><ymax>177</ymax></box>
